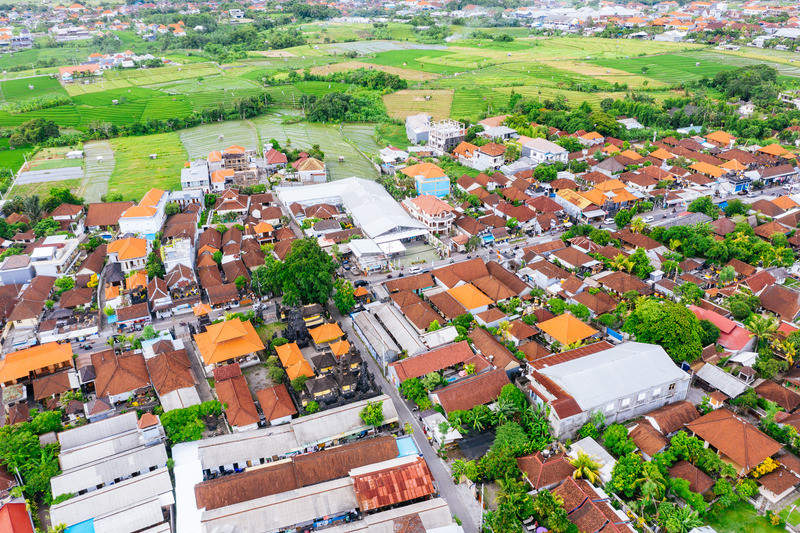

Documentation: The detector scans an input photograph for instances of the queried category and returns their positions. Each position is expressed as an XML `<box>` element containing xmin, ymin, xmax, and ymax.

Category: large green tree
<box><xmin>273</xmin><ymin>238</ymin><xmax>336</xmax><ymax>306</ymax></box>
<box><xmin>332</xmin><ymin>278</ymin><xmax>356</xmax><ymax>314</ymax></box>
<box><xmin>622</xmin><ymin>298</ymin><xmax>703</xmax><ymax>363</ymax></box>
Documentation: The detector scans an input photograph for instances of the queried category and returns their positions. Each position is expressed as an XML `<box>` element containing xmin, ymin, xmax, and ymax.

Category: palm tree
<box><xmin>498</xmin><ymin>320</ymin><xmax>511</xmax><ymax>342</ymax></box>
<box><xmin>495</xmin><ymin>477</ymin><xmax>530</xmax><ymax>510</ymax></box>
<box><xmin>669</xmin><ymin>239</ymin><xmax>682</xmax><ymax>251</ymax></box>
<box><xmin>633</xmin><ymin>463</ymin><xmax>666</xmax><ymax>500</ymax></box>
<box><xmin>631</xmin><ymin>217</ymin><xmax>646</xmax><ymax>234</ymax></box>
<box><xmin>451</xmin><ymin>459</ymin><xmax>467</xmax><ymax>483</ymax></box>
<box><xmin>494</xmin><ymin>396</ymin><xmax>518</xmax><ymax>424</ymax></box>
<box><xmin>570</xmin><ymin>451</ymin><xmax>602</xmax><ymax>485</ymax></box>
<box><xmin>746</xmin><ymin>314</ymin><xmax>778</xmax><ymax>350</ymax></box>
<box><xmin>23</xmin><ymin>195</ymin><xmax>43</xmax><ymax>223</ymax></box>
<box><xmin>610</xmin><ymin>254</ymin><xmax>634</xmax><ymax>273</ymax></box>
<box><xmin>772</xmin><ymin>339</ymin><xmax>797</xmax><ymax>366</ymax></box>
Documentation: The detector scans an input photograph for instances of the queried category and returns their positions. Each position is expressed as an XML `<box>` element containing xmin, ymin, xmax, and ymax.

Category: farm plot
<box><xmin>364</xmin><ymin>50</ymin><xmax>469</xmax><ymax>75</ymax></box>
<box><xmin>383</xmin><ymin>90</ymin><xmax>454</xmax><ymax>120</ymax></box>
<box><xmin>13</xmin><ymin>178</ymin><xmax>83</xmax><ymax>198</ymax></box>
<box><xmin>0</xmin><ymin>76</ymin><xmax>68</xmax><ymax>103</ymax></box>
<box><xmin>80</xmin><ymin>141</ymin><xmax>115</xmax><ymax>202</ymax></box>
<box><xmin>450</xmin><ymin>88</ymin><xmax>509</xmax><ymax>121</ymax></box>
<box><xmin>250</xmin><ymin>114</ymin><xmax>379</xmax><ymax>180</ymax></box>
<box><xmin>64</xmin><ymin>63</ymin><xmax>219</xmax><ymax>96</ymax></box>
<box><xmin>180</xmin><ymin>121</ymin><xmax>259</xmax><ymax>160</ymax></box>
<box><xmin>108</xmin><ymin>133</ymin><xmax>187</xmax><ymax>199</ymax></box>
<box><xmin>309</xmin><ymin>61</ymin><xmax>440</xmax><ymax>82</ymax></box>
<box><xmin>321</xmin><ymin>40</ymin><xmax>446</xmax><ymax>56</ymax></box>
<box><xmin>592</xmin><ymin>52</ymin><xmax>738</xmax><ymax>84</ymax></box>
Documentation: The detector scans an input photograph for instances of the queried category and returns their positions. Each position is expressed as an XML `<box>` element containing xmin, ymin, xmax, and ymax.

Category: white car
<box><xmin>408</xmin><ymin>266</ymin><xmax>421</xmax><ymax>274</ymax></box>
<box><xmin>604</xmin><ymin>218</ymin><xmax>615</xmax><ymax>225</ymax></box>
<box><xmin>644</xmin><ymin>215</ymin><xmax>655</xmax><ymax>223</ymax></box>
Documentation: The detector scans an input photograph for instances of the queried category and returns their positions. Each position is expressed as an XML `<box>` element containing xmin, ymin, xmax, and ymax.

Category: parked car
<box><xmin>604</xmin><ymin>218</ymin><xmax>615</xmax><ymax>225</ymax></box>
<box><xmin>408</xmin><ymin>266</ymin><xmax>421</xmax><ymax>274</ymax></box>
<box><xmin>354</xmin><ymin>280</ymin><xmax>368</xmax><ymax>288</ymax></box>
<box><xmin>644</xmin><ymin>215</ymin><xmax>655</xmax><ymax>223</ymax></box>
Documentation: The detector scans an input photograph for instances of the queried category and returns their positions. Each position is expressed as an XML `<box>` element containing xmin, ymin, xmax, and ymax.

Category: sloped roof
<box><xmin>194</xmin><ymin>319</ymin><xmax>265</xmax><ymax>366</ymax></box>
<box><xmin>275</xmin><ymin>342</ymin><xmax>314</xmax><ymax>381</ymax></box>
<box><xmin>434</xmin><ymin>368</ymin><xmax>509</xmax><ymax>414</ymax></box>
<box><xmin>537</xmin><ymin>314</ymin><xmax>598</xmax><ymax>345</ymax></box>
<box><xmin>351</xmin><ymin>456</ymin><xmax>435</xmax><ymax>511</ymax></box>
<box><xmin>92</xmin><ymin>349</ymin><xmax>151</xmax><ymax>397</ymax></box>
<box><xmin>517</xmin><ymin>451</ymin><xmax>575</xmax><ymax>490</ymax></box>
<box><xmin>629</xmin><ymin>422</ymin><xmax>668</xmax><ymax>457</ymax></box>
<box><xmin>668</xmin><ymin>460</ymin><xmax>715</xmax><ymax>494</ymax></box>
<box><xmin>643</xmin><ymin>400</ymin><xmax>700</xmax><ymax>435</ymax></box>
<box><xmin>146</xmin><ymin>349</ymin><xmax>195</xmax><ymax>396</ymax></box>
<box><xmin>216</xmin><ymin>373</ymin><xmax>259</xmax><ymax>428</ymax></box>
<box><xmin>256</xmin><ymin>384</ymin><xmax>297</xmax><ymax>422</ymax></box>
<box><xmin>0</xmin><ymin>342</ymin><xmax>73</xmax><ymax>383</ymax></box>
<box><xmin>108</xmin><ymin>236</ymin><xmax>147</xmax><ymax>260</ymax></box>
<box><xmin>686</xmin><ymin>408</ymin><xmax>782</xmax><ymax>470</ymax></box>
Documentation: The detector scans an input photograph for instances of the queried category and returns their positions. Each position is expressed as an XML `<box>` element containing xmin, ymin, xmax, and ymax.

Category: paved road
<box><xmin>330</xmin><ymin>306</ymin><xmax>481</xmax><ymax>533</ymax></box>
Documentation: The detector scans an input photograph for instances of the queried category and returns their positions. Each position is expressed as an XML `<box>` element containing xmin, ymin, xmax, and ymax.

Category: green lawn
<box><xmin>256</xmin><ymin>322</ymin><xmax>286</xmax><ymax>346</ymax></box>
<box><xmin>375</xmin><ymin>123</ymin><xmax>408</xmax><ymax>149</ymax></box>
<box><xmin>706</xmin><ymin>502</ymin><xmax>786</xmax><ymax>533</ymax></box>
<box><xmin>108</xmin><ymin>132</ymin><xmax>187</xmax><ymax>199</ymax></box>
<box><xmin>27</xmin><ymin>158</ymin><xmax>83</xmax><ymax>171</ymax></box>
<box><xmin>592</xmin><ymin>52</ymin><xmax>738</xmax><ymax>84</ymax></box>
<box><xmin>0</xmin><ymin>147</ymin><xmax>31</xmax><ymax>172</ymax></box>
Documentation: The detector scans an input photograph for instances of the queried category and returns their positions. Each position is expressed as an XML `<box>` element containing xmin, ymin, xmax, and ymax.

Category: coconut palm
<box><xmin>669</xmin><ymin>239</ymin><xmax>682</xmax><ymax>251</ymax></box>
<box><xmin>610</xmin><ymin>254</ymin><xmax>635</xmax><ymax>273</ymax></box>
<box><xmin>451</xmin><ymin>459</ymin><xmax>467</xmax><ymax>483</ymax></box>
<box><xmin>631</xmin><ymin>217</ymin><xmax>646</xmax><ymax>234</ymax></box>
<box><xmin>498</xmin><ymin>320</ymin><xmax>511</xmax><ymax>342</ymax></box>
<box><xmin>494</xmin><ymin>396</ymin><xmax>518</xmax><ymax>424</ymax></box>
<box><xmin>633</xmin><ymin>463</ymin><xmax>666</xmax><ymax>500</ymax></box>
<box><xmin>570</xmin><ymin>451</ymin><xmax>602</xmax><ymax>485</ymax></box>
<box><xmin>772</xmin><ymin>339</ymin><xmax>796</xmax><ymax>366</ymax></box>
<box><xmin>746</xmin><ymin>314</ymin><xmax>778</xmax><ymax>350</ymax></box>
<box><xmin>495</xmin><ymin>477</ymin><xmax>530</xmax><ymax>509</ymax></box>
<box><xmin>22</xmin><ymin>195</ymin><xmax>44</xmax><ymax>223</ymax></box>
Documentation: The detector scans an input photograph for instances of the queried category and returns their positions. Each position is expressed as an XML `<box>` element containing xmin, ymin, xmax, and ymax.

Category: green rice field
<box><xmin>108</xmin><ymin>133</ymin><xmax>187</xmax><ymax>198</ymax></box>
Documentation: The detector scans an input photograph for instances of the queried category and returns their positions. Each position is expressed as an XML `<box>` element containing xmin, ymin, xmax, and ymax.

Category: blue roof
<box><xmin>396</xmin><ymin>436</ymin><xmax>419</xmax><ymax>457</ymax></box>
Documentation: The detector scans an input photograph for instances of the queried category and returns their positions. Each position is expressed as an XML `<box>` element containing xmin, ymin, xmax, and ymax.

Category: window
<box><xmin>620</xmin><ymin>398</ymin><xmax>631</xmax><ymax>409</ymax></box>
<box><xmin>653</xmin><ymin>387</ymin><xmax>661</xmax><ymax>397</ymax></box>
<box><xmin>668</xmin><ymin>382</ymin><xmax>676</xmax><ymax>391</ymax></box>
<box><xmin>606</xmin><ymin>403</ymin><xmax>615</xmax><ymax>412</ymax></box>
<box><xmin>637</xmin><ymin>392</ymin><xmax>647</xmax><ymax>403</ymax></box>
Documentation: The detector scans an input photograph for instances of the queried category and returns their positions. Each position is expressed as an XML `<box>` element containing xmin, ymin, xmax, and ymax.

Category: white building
<box><xmin>402</xmin><ymin>195</ymin><xmax>456</xmax><ymax>235</ymax></box>
<box><xmin>526</xmin><ymin>342</ymin><xmax>691</xmax><ymax>438</ymax></box>
<box><xmin>405</xmin><ymin>113</ymin><xmax>432</xmax><ymax>144</ymax></box>
<box><xmin>428</xmin><ymin>119</ymin><xmax>465</xmax><ymax>155</ymax></box>
<box><xmin>521</xmin><ymin>138</ymin><xmax>568</xmax><ymax>165</ymax></box>
<box><xmin>29</xmin><ymin>236</ymin><xmax>81</xmax><ymax>277</ymax></box>
<box><xmin>181</xmin><ymin>160</ymin><xmax>210</xmax><ymax>192</ymax></box>
<box><xmin>119</xmin><ymin>188</ymin><xmax>168</xmax><ymax>238</ymax></box>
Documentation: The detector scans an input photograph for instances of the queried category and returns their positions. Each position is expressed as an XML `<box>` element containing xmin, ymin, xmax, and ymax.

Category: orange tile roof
<box><xmin>773</xmin><ymin>196</ymin><xmax>799</xmax><ymax>210</ymax></box>
<box><xmin>275</xmin><ymin>342</ymin><xmax>314</xmax><ymax>381</ymax></box>
<box><xmin>610</xmin><ymin>188</ymin><xmax>638</xmax><ymax>203</ymax></box>
<box><xmin>223</xmin><ymin>145</ymin><xmax>245</xmax><ymax>155</ymax></box>
<box><xmin>400</xmin><ymin>162</ymin><xmax>447</xmax><ymax>181</ymax></box>
<box><xmin>309</xmin><ymin>323</ymin><xmax>344</xmax><ymax>344</ymax></box>
<box><xmin>108</xmin><ymin>236</ymin><xmax>147</xmax><ymax>260</ymax></box>
<box><xmin>330</xmin><ymin>339</ymin><xmax>351</xmax><ymax>357</ymax></box>
<box><xmin>121</xmin><ymin>205</ymin><xmax>157</xmax><ymax>218</ymax></box>
<box><xmin>105</xmin><ymin>285</ymin><xmax>120</xmax><ymax>300</ymax></box>
<box><xmin>620</xmin><ymin>150</ymin><xmax>642</xmax><ymax>161</ymax></box>
<box><xmin>650</xmin><ymin>148</ymin><xmax>675</xmax><ymax>160</ymax></box>
<box><xmin>580</xmin><ymin>188</ymin><xmax>608</xmax><ymax>206</ymax></box>
<box><xmin>211</xmin><ymin>169</ymin><xmax>234</xmax><ymax>183</ymax></box>
<box><xmin>706</xmin><ymin>130</ymin><xmax>735</xmax><ymax>145</ymax></box>
<box><xmin>537</xmin><ymin>314</ymin><xmax>598</xmax><ymax>345</ymax></box>
<box><xmin>208</xmin><ymin>151</ymin><xmax>222</xmax><ymax>162</ymax></box>
<box><xmin>721</xmin><ymin>159</ymin><xmax>746</xmax><ymax>171</ymax></box>
<box><xmin>194</xmin><ymin>319</ymin><xmax>265</xmax><ymax>365</ymax></box>
<box><xmin>447</xmin><ymin>283</ymin><xmax>494</xmax><ymax>309</ymax></box>
<box><xmin>125</xmin><ymin>270</ymin><xmax>147</xmax><ymax>290</ymax></box>
<box><xmin>595</xmin><ymin>179</ymin><xmax>626</xmax><ymax>192</ymax></box>
<box><xmin>690</xmin><ymin>162</ymin><xmax>725</xmax><ymax>178</ymax></box>
<box><xmin>411</xmin><ymin>195</ymin><xmax>454</xmax><ymax>216</ymax></box>
<box><xmin>0</xmin><ymin>342</ymin><xmax>73</xmax><ymax>383</ymax></box>
<box><xmin>192</xmin><ymin>303</ymin><xmax>212</xmax><ymax>316</ymax></box>
<box><xmin>759</xmin><ymin>144</ymin><xmax>789</xmax><ymax>157</ymax></box>
<box><xmin>140</xmin><ymin>188</ymin><xmax>165</xmax><ymax>207</ymax></box>
<box><xmin>253</xmin><ymin>221</ymin><xmax>273</xmax><ymax>234</ymax></box>
<box><xmin>352</xmin><ymin>456</ymin><xmax>435</xmax><ymax>511</ymax></box>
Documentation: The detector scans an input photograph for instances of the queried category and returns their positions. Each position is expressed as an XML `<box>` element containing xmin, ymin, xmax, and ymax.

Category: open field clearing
<box><xmin>63</xmin><ymin>63</ymin><xmax>219</xmax><ymax>96</ymax></box>
<box><xmin>251</xmin><ymin>113</ymin><xmax>379</xmax><ymax>180</ymax></box>
<box><xmin>320</xmin><ymin>40</ymin><xmax>446</xmax><ymax>56</ymax></box>
<box><xmin>151</xmin><ymin>75</ymin><xmax>262</xmax><ymax>95</ymax></box>
<box><xmin>539</xmin><ymin>60</ymin><xmax>667</xmax><ymax>88</ymax></box>
<box><xmin>450</xmin><ymin>88</ymin><xmax>509</xmax><ymax>121</ymax></box>
<box><xmin>13</xmin><ymin>178</ymin><xmax>83</xmax><ymax>198</ymax></box>
<box><xmin>0</xmin><ymin>76</ymin><xmax>68</xmax><ymax>103</ymax></box>
<box><xmin>253</xmin><ymin>50</ymin><xmax>296</xmax><ymax>58</ymax></box>
<box><xmin>364</xmin><ymin>50</ymin><xmax>469</xmax><ymax>75</ymax></box>
<box><xmin>108</xmin><ymin>133</ymin><xmax>186</xmax><ymax>198</ymax></box>
<box><xmin>593</xmin><ymin>52</ymin><xmax>739</xmax><ymax>84</ymax></box>
<box><xmin>309</xmin><ymin>61</ymin><xmax>440</xmax><ymax>81</ymax></box>
<box><xmin>383</xmin><ymin>90</ymin><xmax>454</xmax><ymax>120</ymax></box>
<box><xmin>79</xmin><ymin>141</ymin><xmax>115</xmax><ymax>202</ymax></box>
<box><xmin>180</xmin><ymin>121</ymin><xmax>259</xmax><ymax>160</ymax></box>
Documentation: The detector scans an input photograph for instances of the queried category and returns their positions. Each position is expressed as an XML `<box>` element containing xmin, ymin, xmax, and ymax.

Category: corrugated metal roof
<box><xmin>351</xmin><ymin>456</ymin><xmax>435</xmax><ymax>511</ymax></box>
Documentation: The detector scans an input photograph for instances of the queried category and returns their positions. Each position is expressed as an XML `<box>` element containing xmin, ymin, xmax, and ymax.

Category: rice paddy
<box><xmin>107</xmin><ymin>133</ymin><xmax>187</xmax><ymax>199</ymax></box>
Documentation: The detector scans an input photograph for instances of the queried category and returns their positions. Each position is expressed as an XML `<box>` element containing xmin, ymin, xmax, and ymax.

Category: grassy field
<box><xmin>383</xmin><ymin>89</ymin><xmax>454</xmax><ymax>120</ymax></box>
<box><xmin>309</xmin><ymin>60</ymin><xmax>440</xmax><ymax>81</ymax></box>
<box><xmin>706</xmin><ymin>502</ymin><xmax>786</xmax><ymax>533</ymax></box>
<box><xmin>593</xmin><ymin>52</ymin><xmax>739</xmax><ymax>84</ymax></box>
<box><xmin>0</xmin><ymin>76</ymin><xmax>68</xmax><ymax>103</ymax></box>
<box><xmin>180</xmin><ymin>120</ymin><xmax>260</xmax><ymax>160</ymax></box>
<box><xmin>107</xmin><ymin>133</ymin><xmax>187</xmax><ymax>198</ymax></box>
<box><xmin>13</xmin><ymin>178</ymin><xmax>83</xmax><ymax>198</ymax></box>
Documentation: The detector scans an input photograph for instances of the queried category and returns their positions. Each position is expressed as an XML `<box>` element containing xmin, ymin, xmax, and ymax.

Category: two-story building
<box><xmin>400</xmin><ymin>162</ymin><xmax>450</xmax><ymax>198</ymax></box>
<box><xmin>119</xmin><ymin>188</ymin><xmax>168</xmax><ymax>239</ymax></box>
<box><xmin>402</xmin><ymin>195</ymin><xmax>456</xmax><ymax>235</ymax></box>
<box><xmin>522</xmin><ymin>138</ymin><xmax>568</xmax><ymax>165</ymax></box>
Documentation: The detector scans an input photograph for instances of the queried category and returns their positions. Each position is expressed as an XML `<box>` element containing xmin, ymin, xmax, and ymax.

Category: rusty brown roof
<box><xmin>351</xmin><ymin>456</ymin><xmax>435</xmax><ymax>511</ymax></box>
<box><xmin>435</xmin><ymin>368</ymin><xmax>510</xmax><ymax>414</ymax></box>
